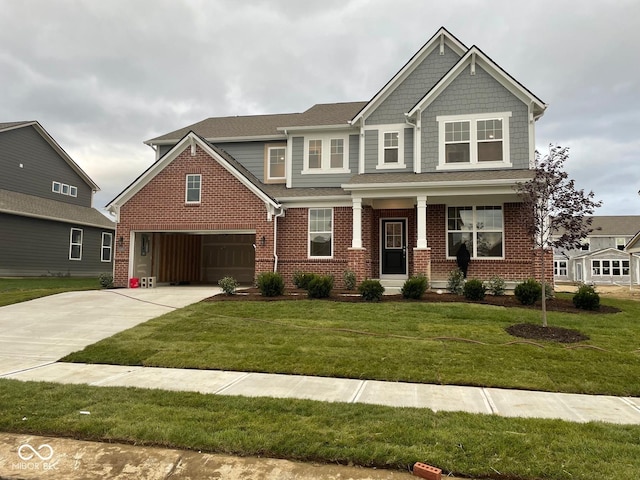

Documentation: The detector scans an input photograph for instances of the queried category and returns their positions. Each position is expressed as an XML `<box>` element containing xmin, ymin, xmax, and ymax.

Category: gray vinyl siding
<box><xmin>0</xmin><ymin>126</ymin><xmax>93</xmax><ymax>207</ymax></box>
<box><xmin>366</xmin><ymin>45</ymin><xmax>462</xmax><ymax>125</ymax></box>
<box><xmin>421</xmin><ymin>64</ymin><xmax>530</xmax><ymax>172</ymax></box>
<box><xmin>0</xmin><ymin>212</ymin><xmax>113</xmax><ymax>277</ymax></box>
<box><xmin>216</xmin><ymin>142</ymin><xmax>269</xmax><ymax>182</ymax></box>
<box><xmin>364</xmin><ymin>128</ymin><xmax>413</xmax><ymax>173</ymax></box>
<box><xmin>290</xmin><ymin>135</ymin><xmax>357</xmax><ymax>188</ymax></box>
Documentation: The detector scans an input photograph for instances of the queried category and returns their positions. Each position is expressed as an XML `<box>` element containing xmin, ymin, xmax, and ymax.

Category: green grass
<box><xmin>63</xmin><ymin>296</ymin><xmax>640</xmax><ymax>396</ymax></box>
<box><xmin>1</xmin><ymin>379</ymin><xmax>638</xmax><ymax>479</ymax></box>
<box><xmin>0</xmin><ymin>277</ymin><xmax>100</xmax><ymax>306</ymax></box>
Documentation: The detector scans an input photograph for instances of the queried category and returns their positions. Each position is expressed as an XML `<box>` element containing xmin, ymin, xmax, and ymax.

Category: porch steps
<box><xmin>378</xmin><ymin>279</ymin><xmax>404</xmax><ymax>295</ymax></box>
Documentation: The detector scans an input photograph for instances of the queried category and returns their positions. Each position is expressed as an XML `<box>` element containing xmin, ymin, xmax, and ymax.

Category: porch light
<box><xmin>117</xmin><ymin>236</ymin><xmax>125</xmax><ymax>252</ymax></box>
<box><xmin>260</xmin><ymin>236</ymin><xmax>266</xmax><ymax>247</ymax></box>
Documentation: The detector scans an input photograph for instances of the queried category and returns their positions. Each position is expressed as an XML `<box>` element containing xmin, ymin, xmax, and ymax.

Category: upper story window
<box><xmin>437</xmin><ymin>112</ymin><xmax>512</xmax><ymax>170</ymax></box>
<box><xmin>185</xmin><ymin>174</ymin><xmax>201</xmax><ymax>204</ymax></box>
<box><xmin>372</xmin><ymin>125</ymin><xmax>406</xmax><ymax>170</ymax></box>
<box><xmin>302</xmin><ymin>135</ymin><xmax>350</xmax><ymax>174</ymax></box>
<box><xmin>578</xmin><ymin>239</ymin><xmax>590</xmax><ymax>251</ymax></box>
<box><xmin>616</xmin><ymin>238</ymin><xmax>626</xmax><ymax>250</ymax></box>
<box><xmin>267</xmin><ymin>145</ymin><xmax>286</xmax><ymax>182</ymax></box>
<box><xmin>53</xmin><ymin>181</ymin><xmax>78</xmax><ymax>197</ymax></box>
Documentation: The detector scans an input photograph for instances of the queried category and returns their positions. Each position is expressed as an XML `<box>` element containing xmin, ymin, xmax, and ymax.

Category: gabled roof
<box><xmin>0</xmin><ymin>189</ymin><xmax>114</xmax><ymax>229</ymax></box>
<box><xmin>587</xmin><ymin>216</ymin><xmax>640</xmax><ymax>236</ymax></box>
<box><xmin>350</xmin><ymin>27</ymin><xmax>467</xmax><ymax>124</ymax></box>
<box><xmin>109</xmin><ymin>132</ymin><xmax>279</xmax><ymax>212</ymax></box>
<box><xmin>145</xmin><ymin>102</ymin><xmax>367</xmax><ymax>145</ymax></box>
<box><xmin>0</xmin><ymin>121</ymin><xmax>100</xmax><ymax>191</ymax></box>
<box><xmin>625</xmin><ymin>230</ymin><xmax>640</xmax><ymax>254</ymax></box>
<box><xmin>408</xmin><ymin>46</ymin><xmax>546</xmax><ymax>118</ymax></box>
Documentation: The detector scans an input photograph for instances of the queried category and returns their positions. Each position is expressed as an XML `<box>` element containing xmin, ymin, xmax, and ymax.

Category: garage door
<box><xmin>202</xmin><ymin>234</ymin><xmax>255</xmax><ymax>284</ymax></box>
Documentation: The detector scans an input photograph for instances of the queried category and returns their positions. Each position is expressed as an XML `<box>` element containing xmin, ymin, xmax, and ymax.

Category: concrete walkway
<box><xmin>0</xmin><ymin>287</ymin><xmax>639</xmax><ymax>425</ymax></box>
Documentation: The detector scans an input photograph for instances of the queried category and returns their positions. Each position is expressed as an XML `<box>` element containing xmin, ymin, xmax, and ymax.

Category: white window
<box><xmin>437</xmin><ymin>112</ymin><xmax>512</xmax><ymax>170</ymax></box>
<box><xmin>101</xmin><ymin>232</ymin><xmax>113</xmax><ymax>262</ymax></box>
<box><xmin>185</xmin><ymin>174</ymin><xmax>201</xmax><ymax>203</ymax></box>
<box><xmin>554</xmin><ymin>260</ymin><xmax>568</xmax><ymax>276</ymax></box>
<box><xmin>616</xmin><ymin>238</ymin><xmax>626</xmax><ymax>251</ymax></box>
<box><xmin>69</xmin><ymin>185</ymin><xmax>78</xmax><ymax>197</ymax></box>
<box><xmin>579</xmin><ymin>239</ymin><xmax>590</xmax><ymax>251</ymax></box>
<box><xmin>303</xmin><ymin>136</ymin><xmax>349</xmax><ymax>173</ymax></box>
<box><xmin>52</xmin><ymin>181</ymin><xmax>61</xmax><ymax>193</ymax></box>
<box><xmin>61</xmin><ymin>184</ymin><xmax>70</xmax><ymax>195</ymax></box>
<box><xmin>309</xmin><ymin>208</ymin><xmax>333</xmax><ymax>258</ymax></box>
<box><xmin>267</xmin><ymin>146</ymin><xmax>286</xmax><ymax>181</ymax></box>
<box><xmin>592</xmin><ymin>259</ymin><xmax>629</xmax><ymax>276</ymax></box>
<box><xmin>69</xmin><ymin>228</ymin><xmax>83</xmax><ymax>260</ymax></box>
<box><xmin>372</xmin><ymin>125</ymin><xmax>406</xmax><ymax>170</ymax></box>
<box><xmin>447</xmin><ymin>206</ymin><xmax>503</xmax><ymax>259</ymax></box>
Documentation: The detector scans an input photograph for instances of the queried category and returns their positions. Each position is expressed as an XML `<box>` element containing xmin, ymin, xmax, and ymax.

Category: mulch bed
<box><xmin>207</xmin><ymin>288</ymin><xmax>621</xmax><ymax>344</ymax></box>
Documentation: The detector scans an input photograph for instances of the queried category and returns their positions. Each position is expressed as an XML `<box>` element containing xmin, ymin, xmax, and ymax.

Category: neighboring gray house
<box><xmin>0</xmin><ymin>121</ymin><xmax>115</xmax><ymax>277</ymax></box>
<box><xmin>553</xmin><ymin>216</ymin><xmax>640</xmax><ymax>285</ymax></box>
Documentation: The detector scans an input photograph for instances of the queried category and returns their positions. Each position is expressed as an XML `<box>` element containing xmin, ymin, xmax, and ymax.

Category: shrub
<box><xmin>343</xmin><ymin>270</ymin><xmax>357</xmax><ymax>291</ymax></box>
<box><xmin>256</xmin><ymin>272</ymin><xmax>285</xmax><ymax>297</ymax></box>
<box><xmin>486</xmin><ymin>276</ymin><xmax>506</xmax><ymax>296</ymax></box>
<box><xmin>218</xmin><ymin>276</ymin><xmax>239</xmax><ymax>295</ymax></box>
<box><xmin>99</xmin><ymin>272</ymin><xmax>113</xmax><ymax>289</ymax></box>
<box><xmin>447</xmin><ymin>269</ymin><xmax>465</xmax><ymax>295</ymax></box>
<box><xmin>401</xmin><ymin>275</ymin><xmax>429</xmax><ymax>300</ymax></box>
<box><xmin>463</xmin><ymin>279</ymin><xmax>486</xmax><ymax>301</ymax></box>
<box><xmin>514</xmin><ymin>278</ymin><xmax>542</xmax><ymax>305</ymax></box>
<box><xmin>292</xmin><ymin>271</ymin><xmax>317</xmax><ymax>290</ymax></box>
<box><xmin>307</xmin><ymin>275</ymin><xmax>334</xmax><ymax>299</ymax></box>
<box><xmin>573</xmin><ymin>284</ymin><xmax>600</xmax><ymax>310</ymax></box>
<box><xmin>358</xmin><ymin>279</ymin><xmax>385</xmax><ymax>302</ymax></box>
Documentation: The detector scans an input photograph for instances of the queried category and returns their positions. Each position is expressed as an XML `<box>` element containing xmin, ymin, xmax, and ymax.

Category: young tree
<box><xmin>516</xmin><ymin>144</ymin><xmax>602</xmax><ymax>327</ymax></box>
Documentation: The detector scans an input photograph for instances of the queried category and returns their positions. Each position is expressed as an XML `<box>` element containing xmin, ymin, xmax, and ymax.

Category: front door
<box><xmin>381</xmin><ymin>219</ymin><xmax>407</xmax><ymax>276</ymax></box>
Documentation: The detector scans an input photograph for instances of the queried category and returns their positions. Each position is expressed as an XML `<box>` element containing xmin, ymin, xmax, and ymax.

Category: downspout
<box><xmin>273</xmin><ymin>207</ymin><xmax>285</xmax><ymax>272</ymax></box>
<box><xmin>404</xmin><ymin>112</ymin><xmax>420</xmax><ymax>173</ymax></box>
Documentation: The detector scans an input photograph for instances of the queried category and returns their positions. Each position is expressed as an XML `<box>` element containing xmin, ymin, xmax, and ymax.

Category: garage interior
<box><xmin>133</xmin><ymin>232</ymin><xmax>256</xmax><ymax>285</ymax></box>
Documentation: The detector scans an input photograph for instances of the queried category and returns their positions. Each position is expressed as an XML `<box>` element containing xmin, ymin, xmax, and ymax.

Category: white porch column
<box><xmin>351</xmin><ymin>197</ymin><xmax>363</xmax><ymax>249</ymax></box>
<box><xmin>416</xmin><ymin>195</ymin><xmax>427</xmax><ymax>249</ymax></box>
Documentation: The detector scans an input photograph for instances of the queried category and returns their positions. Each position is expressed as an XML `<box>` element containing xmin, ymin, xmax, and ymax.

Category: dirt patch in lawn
<box><xmin>505</xmin><ymin>323</ymin><xmax>590</xmax><ymax>343</ymax></box>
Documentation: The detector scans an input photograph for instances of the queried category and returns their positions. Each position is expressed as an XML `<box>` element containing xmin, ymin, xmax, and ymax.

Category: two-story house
<box><xmin>553</xmin><ymin>216</ymin><xmax>640</xmax><ymax>286</ymax></box>
<box><xmin>0</xmin><ymin>121</ymin><xmax>115</xmax><ymax>277</ymax></box>
<box><xmin>108</xmin><ymin>28</ymin><xmax>549</xmax><ymax>289</ymax></box>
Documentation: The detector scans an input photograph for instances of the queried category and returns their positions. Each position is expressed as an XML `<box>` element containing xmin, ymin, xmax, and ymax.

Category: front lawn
<box><xmin>63</xmin><ymin>296</ymin><xmax>640</xmax><ymax>396</ymax></box>
<box><xmin>1</xmin><ymin>379</ymin><xmax>638</xmax><ymax>479</ymax></box>
<box><xmin>0</xmin><ymin>277</ymin><xmax>100</xmax><ymax>307</ymax></box>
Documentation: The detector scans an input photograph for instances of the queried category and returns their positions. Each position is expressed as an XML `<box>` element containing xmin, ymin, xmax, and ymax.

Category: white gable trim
<box><xmin>351</xmin><ymin>28</ymin><xmax>467</xmax><ymax>125</ymax></box>
<box><xmin>408</xmin><ymin>46</ymin><xmax>547</xmax><ymax>119</ymax></box>
<box><xmin>107</xmin><ymin>132</ymin><xmax>279</xmax><ymax>215</ymax></box>
<box><xmin>626</xmin><ymin>230</ymin><xmax>640</xmax><ymax>254</ymax></box>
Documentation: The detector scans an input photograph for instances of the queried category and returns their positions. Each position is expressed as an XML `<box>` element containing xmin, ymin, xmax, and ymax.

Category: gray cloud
<box><xmin>2</xmin><ymin>0</ymin><xmax>639</xmax><ymax>214</ymax></box>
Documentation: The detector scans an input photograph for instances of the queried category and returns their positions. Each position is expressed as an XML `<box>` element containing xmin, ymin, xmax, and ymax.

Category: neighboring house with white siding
<box><xmin>553</xmin><ymin>216</ymin><xmax>640</xmax><ymax>286</ymax></box>
<box><xmin>0</xmin><ymin>121</ymin><xmax>115</xmax><ymax>277</ymax></box>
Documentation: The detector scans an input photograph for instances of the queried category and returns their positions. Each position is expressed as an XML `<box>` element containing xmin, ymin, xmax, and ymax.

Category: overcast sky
<box><xmin>2</xmin><ymin>0</ymin><xmax>639</xmax><ymax>217</ymax></box>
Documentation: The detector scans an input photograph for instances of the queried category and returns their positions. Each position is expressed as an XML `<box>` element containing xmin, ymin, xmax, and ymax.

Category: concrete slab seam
<box><xmin>620</xmin><ymin>397</ymin><xmax>640</xmax><ymax>415</ymax></box>
<box><xmin>481</xmin><ymin>388</ymin><xmax>498</xmax><ymax>414</ymax></box>
<box><xmin>0</xmin><ymin>361</ymin><xmax>57</xmax><ymax>378</ymax></box>
<box><xmin>89</xmin><ymin>367</ymin><xmax>142</xmax><ymax>386</ymax></box>
<box><xmin>349</xmin><ymin>380</ymin><xmax>368</xmax><ymax>403</ymax></box>
<box><xmin>212</xmin><ymin>372</ymin><xmax>252</xmax><ymax>395</ymax></box>
<box><xmin>556</xmin><ymin>394</ymin><xmax>587</xmax><ymax>423</ymax></box>
<box><xmin>105</xmin><ymin>290</ymin><xmax>179</xmax><ymax>310</ymax></box>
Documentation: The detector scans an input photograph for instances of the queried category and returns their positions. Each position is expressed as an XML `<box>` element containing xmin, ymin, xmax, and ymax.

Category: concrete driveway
<box><xmin>0</xmin><ymin>287</ymin><xmax>216</xmax><ymax>376</ymax></box>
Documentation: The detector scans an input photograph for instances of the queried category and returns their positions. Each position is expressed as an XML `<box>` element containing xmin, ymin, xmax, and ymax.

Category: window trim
<box><xmin>436</xmin><ymin>112</ymin><xmax>512</xmax><ymax>170</ymax></box>
<box><xmin>554</xmin><ymin>259</ymin><xmax>568</xmax><ymax>276</ymax></box>
<box><xmin>592</xmin><ymin>259</ymin><xmax>630</xmax><ymax>276</ymax></box>
<box><xmin>69</xmin><ymin>228</ymin><xmax>83</xmax><ymax>261</ymax></box>
<box><xmin>302</xmin><ymin>134</ymin><xmax>350</xmax><ymax>174</ymax></box>
<box><xmin>308</xmin><ymin>207</ymin><xmax>334</xmax><ymax>259</ymax></box>
<box><xmin>101</xmin><ymin>232</ymin><xmax>113</xmax><ymax>263</ymax></box>
<box><xmin>446</xmin><ymin>205</ymin><xmax>504</xmax><ymax>260</ymax></box>
<box><xmin>185</xmin><ymin>174</ymin><xmax>202</xmax><ymax>204</ymax></box>
<box><xmin>265</xmin><ymin>144</ymin><xmax>287</xmax><ymax>183</ymax></box>
<box><xmin>52</xmin><ymin>181</ymin><xmax>61</xmax><ymax>193</ymax></box>
<box><xmin>616</xmin><ymin>237</ymin><xmax>627</xmax><ymax>251</ymax></box>
<box><xmin>373</xmin><ymin>124</ymin><xmax>406</xmax><ymax>170</ymax></box>
<box><xmin>69</xmin><ymin>185</ymin><xmax>78</xmax><ymax>197</ymax></box>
